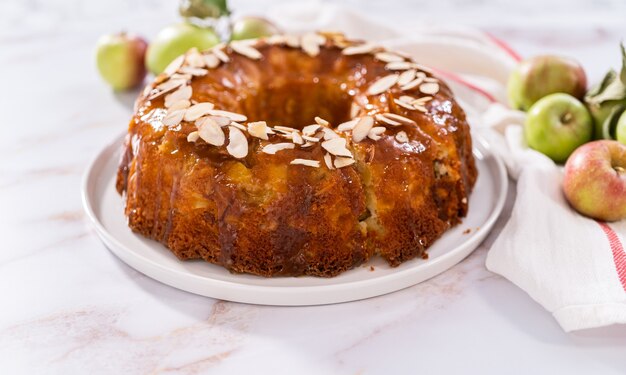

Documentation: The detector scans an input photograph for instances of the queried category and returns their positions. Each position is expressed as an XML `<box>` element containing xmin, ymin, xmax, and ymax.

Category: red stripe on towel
<box><xmin>598</xmin><ymin>221</ymin><xmax>626</xmax><ymax>293</ymax></box>
<box><xmin>483</xmin><ymin>32</ymin><xmax>523</xmax><ymax>62</ymax></box>
<box><xmin>431</xmin><ymin>68</ymin><xmax>498</xmax><ymax>103</ymax></box>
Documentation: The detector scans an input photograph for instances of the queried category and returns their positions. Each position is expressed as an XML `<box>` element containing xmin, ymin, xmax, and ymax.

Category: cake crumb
<box><xmin>369</xmin><ymin>266</ymin><xmax>375</xmax><ymax>271</ymax></box>
<box><xmin>463</xmin><ymin>228</ymin><xmax>471</xmax><ymax>235</ymax></box>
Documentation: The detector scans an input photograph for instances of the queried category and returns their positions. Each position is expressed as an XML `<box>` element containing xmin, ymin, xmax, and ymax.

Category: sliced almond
<box><xmin>290</xmin><ymin>158</ymin><xmax>320</xmax><ymax>168</ymax></box>
<box><xmin>207</xmin><ymin>109</ymin><xmax>247</xmax><ymax>122</ymax></box>
<box><xmin>374</xmin><ymin>52</ymin><xmax>405</xmax><ymax>63</ymax></box>
<box><xmin>382</xmin><ymin>113</ymin><xmax>416</xmax><ymax>125</ymax></box>
<box><xmin>350</xmin><ymin>102</ymin><xmax>361</xmax><ymax>118</ymax></box>
<box><xmin>179</xmin><ymin>66</ymin><xmax>208</xmax><ymax>76</ymax></box>
<box><xmin>301</xmin><ymin>33</ymin><xmax>325</xmax><ymax>57</ymax></box>
<box><xmin>398</xmin><ymin>69</ymin><xmax>417</xmax><ymax>86</ymax></box>
<box><xmin>274</xmin><ymin>125</ymin><xmax>297</xmax><ymax>133</ymax></box>
<box><xmin>168</xmin><ymin>99</ymin><xmax>191</xmax><ymax>111</ymax></box>
<box><xmin>152</xmin><ymin>79</ymin><xmax>186</xmax><ymax>99</ymax></box>
<box><xmin>163</xmin><ymin>55</ymin><xmax>185</xmax><ymax>76</ymax></box>
<box><xmin>248</xmin><ymin>121</ymin><xmax>270</xmax><ymax>140</ymax></box>
<box><xmin>183</xmin><ymin>102</ymin><xmax>215</xmax><ymax>121</ymax></box>
<box><xmin>419</xmin><ymin>82</ymin><xmax>440</xmax><ymax>95</ymax></box>
<box><xmin>321</xmin><ymin>138</ymin><xmax>352</xmax><ymax>157</ymax></box>
<box><xmin>212</xmin><ymin>47</ymin><xmax>230</xmax><ymax>63</ymax></box>
<box><xmin>395</xmin><ymin>131</ymin><xmax>409</xmax><ymax>143</ymax></box>
<box><xmin>206</xmin><ymin>115</ymin><xmax>231</xmax><ymax>127</ymax></box>
<box><xmin>314</xmin><ymin>116</ymin><xmax>330</xmax><ymax>126</ymax></box>
<box><xmin>342</xmin><ymin>43</ymin><xmax>377</xmax><ymax>55</ymax></box>
<box><xmin>334</xmin><ymin>157</ymin><xmax>356</xmax><ymax>168</ymax></box>
<box><xmin>197</xmin><ymin>117</ymin><xmax>225</xmax><ymax>146</ymax></box>
<box><xmin>165</xmin><ymin>85</ymin><xmax>192</xmax><ymax>108</ymax></box>
<box><xmin>162</xmin><ymin>109</ymin><xmax>186</xmax><ymax>126</ymax></box>
<box><xmin>230</xmin><ymin>42</ymin><xmax>262</xmax><ymax>60</ymax></box>
<box><xmin>337</xmin><ymin>118</ymin><xmax>359</xmax><ymax>132</ymax></box>
<box><xmin>291</xmin><ymin>131</ymin><xmax>304</xmax><ymax>145</ymax></box>
<box><xmin>229</xmin><ymin>121</ymin><xmax>247</xmax><ymax>131</ymax></box>
<box><xmin>187</xmin><ymin>131</ymin><xmax>200</xmax><ymax>142</ymax></box>
<box><xmin>399</xmin><ymin>95</ymin><xmax>417</xmax><ymax>104</ymax></box>
<box><xmin>321</xmin><ymin>127</ymin><xmax>340</xmax><ymax>140</ymax></box>
<box><xmin>302</xmin><ymin>124</ymin><xmax>320</xmax><ymax>135</ymax></box>
<box><xmin>285</xmin><ymin>35</ymin><xmax>300</xmax><ymax>48</ymax></box>
<box><xmin>203</xmin><ymin>53</ymin><xmax>220</xmax><ymax>68</ymax></box>
<box><xmin>185</xmin><ymin>49</ymin><xmax>206</xmax><ymax>68</ymax></box>
<box><xmin>368</xmin><ymin>126</ymin><xmax>386</xmax><ymax>141</ymax></box>
<box><xmin>323</xmin><ymin>153</ymin><xmax>334</xmax><ymax>170</ymax></box>
<box><xmin>301</xmin><ymin>141</ymin><xmax>315</xmax><ymax>148</ymax></box>
<box><xmin>226</xmin><ymin>126</ymin><xmax>248</xmax><ymax>158</ymax></box>
<box><xmin>367</xmin><ymin>74</ymin><xmax>399</xmax><ymax>95</ymax></box>
<box><xmin>385</xmin><ymin>61</ymin><xmax>414</xmax><ymax>71</ymax></box>
<box><xmin>400</xmin><ymin>76</ymin><xmax>424</xmax><ymax>91</ymax></box>
<box><xmin>267</xmin><ymin>34</ymin><xmax>287</xmax><ymax>45</ymax></box>
<box><xmin>375</xmin><ymin>113</ymin><xmax>401</xmax><ymax>126</ymax></box>
<box><xmin>170</xmin><ymin>73</ymin><xmax>192</xmax><ymax>81</ymax></box>
<box><xmin>352</xmin><ymin>116</ymin><xmax>374</xmax><ymax>142</ymax></box>
<box><xmin>394</xmin><ymin>98</ymin><xmax>416</xmax><ymax>110</ymax></box>
<box><xmin>302</xmin><ymin>135</ymin><xmax>320</xmax><ymax>142</ymax></box>
<box><xmin>262</xmin><ymin>142</ymin><xmax>295</xmax><ymax>155</ymax></box>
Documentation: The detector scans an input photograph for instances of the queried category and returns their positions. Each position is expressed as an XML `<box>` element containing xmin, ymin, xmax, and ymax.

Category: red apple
<box><xmin>96</xmin><ymin>32</ymin><xmax>147</xmax><ymax>91</ymax></box>
<box><xmin>563</xmin><ymin>140</ymin><xmax>626</xmax><ymax>221</ymax></box>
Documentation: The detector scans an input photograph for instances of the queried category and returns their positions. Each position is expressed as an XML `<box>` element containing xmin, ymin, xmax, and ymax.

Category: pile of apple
<box><xmin>95</xmin><ymin>0</ymin><xmax>278</xmax><ymax>90</ymax></box>
<box><xmin>508</xmin><ymin>47</ymin><xmax>626</xmax><ymax>221</ymax></box>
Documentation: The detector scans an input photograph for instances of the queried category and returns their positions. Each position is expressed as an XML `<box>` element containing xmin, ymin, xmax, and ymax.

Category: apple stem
<box><xmin>561</xmin><ymin>112</ymin><xmax>573</xmax><ymax>124</ymax></box>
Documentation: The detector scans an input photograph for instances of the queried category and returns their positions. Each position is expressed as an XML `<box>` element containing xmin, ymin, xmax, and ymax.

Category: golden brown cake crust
<box><xmin>116</xmin><ymin>34</ymin><xmax>477</xmax><ymax>277</ymax></box>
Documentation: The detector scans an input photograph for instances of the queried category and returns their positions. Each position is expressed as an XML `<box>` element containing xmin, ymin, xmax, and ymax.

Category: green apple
<box><xmin>146</xmin><ymin>23</ymin><xmax>220</xmax><ymax>75</ymax></box>
<box><xmin>96</xmin><ymin>32</ymin><xmax>147</xmax><ymax>91</ymax></box>
<box><xmin>179</xmin><ymin>0</ymin><xmax>229</xmax><ymax>19</ymax></box>
<box><xmin>563</xmin><ymin>140</ymin><xmax>626</xmax><ymax>221</ymax></box>
<box><xmin>508</xmin><ymin>55</ymin><xmax>587</xmax><ymax>111</ymax></box>
<box><xmin>231</xmin><ymin>17</ymin><xmax>279</xmax><ymax>41</ymax></box>
<box><xmin>617</xmin><ymin>111</ymin><xmax>626</xmax><ymax>145</ymax></box>
<box><xmin>525</xmin><ymin>93</ymin><xmax>593</xmax><ymax>163</ymax></box>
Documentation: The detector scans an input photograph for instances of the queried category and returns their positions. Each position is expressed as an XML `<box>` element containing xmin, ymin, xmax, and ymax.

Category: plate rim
<box><xmin>81</xmin><ymin>132</ymin><xmax>508</xmax><ymax>305</ymax></box>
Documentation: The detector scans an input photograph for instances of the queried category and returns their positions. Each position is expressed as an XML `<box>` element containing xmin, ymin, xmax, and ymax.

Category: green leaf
<box><xmin>585</xmin><ymin>43</ymin><xmax>626</xmax><ymax>106</ymax></box>
<box><xmin>601</xmin><ymin>104</ymin><xmax>626</xmax><ymax>140</ymax></box>
<box><xmin>620</xmin><ymin>42</ymin><xmax>626</xmax><ymax>84</ymax></box>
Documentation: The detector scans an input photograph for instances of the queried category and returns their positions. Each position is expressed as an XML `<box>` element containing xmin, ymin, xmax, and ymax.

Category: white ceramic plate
<box><xmin>82</xmin><ymin>133</ymin><xmax>507</xmax><ymax>306</ymax></box>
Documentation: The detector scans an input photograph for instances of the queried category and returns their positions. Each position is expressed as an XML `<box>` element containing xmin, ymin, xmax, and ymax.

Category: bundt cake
<box><xmin>116</xmin><ymin>32</ymin><xmax>477</xmax><ymax>277</ymax></box>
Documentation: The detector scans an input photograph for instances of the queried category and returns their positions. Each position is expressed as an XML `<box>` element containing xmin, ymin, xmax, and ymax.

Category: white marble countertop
<box><xmin>3</xmin><ymin>0</ymin><xmax>626</xmax><ymax>373</ymax></box>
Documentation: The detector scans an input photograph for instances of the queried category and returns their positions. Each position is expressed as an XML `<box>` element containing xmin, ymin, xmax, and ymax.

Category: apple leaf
<box><xmin>585</xmin><ymin>43</ymin><xmax>626</xmax><ymax>105</ymax></box>
<box><xmin>621</xmin><ymin>42</ymin><xmax>626</xmax><ymax>84</ymax></box>
<box><xmin>601</xmin><ymin>104</ymin><xmax>626</xmax><ymax>139</ymax></box>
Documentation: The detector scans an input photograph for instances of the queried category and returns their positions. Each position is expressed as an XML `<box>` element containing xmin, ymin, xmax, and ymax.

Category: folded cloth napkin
<box><xmin>266</xmin><ymin>2</ymin><xmax>626</xmax><ymax>332</ymax></box>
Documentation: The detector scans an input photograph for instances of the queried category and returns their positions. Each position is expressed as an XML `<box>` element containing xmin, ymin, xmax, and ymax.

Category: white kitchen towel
<box><xmin>265</xmin><ymin>1</ymin><xmax>626</xmax><ymax>332</ymax></box>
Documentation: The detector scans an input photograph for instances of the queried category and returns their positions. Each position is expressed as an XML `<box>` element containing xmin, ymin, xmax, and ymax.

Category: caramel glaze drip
<box><xmin>116</xmin><ymin>39</ymin><xmax>477</xmax><ymax>277</ymax></box>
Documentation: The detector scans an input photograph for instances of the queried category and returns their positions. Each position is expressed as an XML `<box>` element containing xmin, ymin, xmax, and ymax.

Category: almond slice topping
<box><xmin>262</xmin><ymin>142</ymin><xmax>295</xmax><ymax>155</ymax></box>
<box><xmin>334</xmin><ymin>157</ymin><xmax>356</xmax><ymax>168</ymax></box>
<box><xmin>368</xmin><ymin>126</ymin><xmax>386</xmax><ymax>141</ymax></box>
<box><xmin>400</xmin><ymin>76</ymin><xmax>424</xmax><ymax>91</ymax></box>
<box><xmin>367</xmin><ymin>74</ymin><xmax>399</xmax><ymax>95</ymax></box>
<box><xmin>352</xmin><ymin>116</ymin><xmax>374</xmax><ymax>142</ymax></box>
<box><xmin>337</xmin><ymin>118</ymin><xmax>359</xmax><ymax>132</ymax></box>
<box><xmin>321</xmin><ymin>138</ymin><xmax>352</xmax><ymax>157</ymax></box>
<box><xmin>291</xmin><ymin>131</ymin><xmax>304</xmax><ymax>145</ymax></box>
<box><xmin>301</xmin><ymin>33</ymin><xmax>325</xmax><ymax>57</ymax></box>
<box><xmin>383</xmin><ymin>113</ymin><xmax>416</xmax><ymax>125</ymax></box>
<box><xmin>187</xmin><ymin>131</ymin><xmax>200</xmax><ymax>142</ymax></box>
<box><xmin>248</xmin><ymin>121</ymin><xmax>270</xmax><ymax>140</ymax></box>
<box><xmin>302</xmin><ymin>124</ymin><xmax>321</xmax><ymax>135</ymax></box>
<box><xmin>394</xmin><ymin>98</ymin><xmax>416</xmax><ymax>110</ymax></box>
<box><xmin>212</xmin><ymin>47</ymin><xmax>230</xmax><ymax>63</ymax></box>
<box><xmin>168</xmin><ymin>99</ymin><xmax>191</xmax><ymax>111</ymax></box>
<box><xmin>164</xmin><ymin>85</ymin><xmax>192</xmax><ymax>108</ymax></box>
<box><xmin>374</xmin><ymin>52</ymin><xmax>405</xmax><ymax>63</ymax></box>
<box><xmin>162</xmin><ymin>109</ymin><xmax>186</xmax><ymax>126</ymax></box>
<box><xmin>207</xmin><ymin>109</ymin><xmax>247</xmax><ymax>122</ymax></box>
<box><xmin>386</xmin><ymin>61</ymin><xmax>414</xmax><ymax>71</ymax></box>
<box><xmin>323</xmin><ymin>153</ymin><xmax>334</xmax><ymax>170</ymax></box>
<box><xmin>179</xmin><ymin>66</ymin><xmax>208</xmax><ymax>76</ymax></box>
<box><xmin>314</xmin><ymin>116</ymin><xmax>330</xmax><ymax>127</ymax></box>
<box><xmin>230</xmin><ymin>42</ymin><xmax>262</xmax><ymax>60</ymax></box>
<box><xmin>203</xmin><ymin>53</ymin><xmax>220</xmax><ymax>68</ymax></box>
<box><xmin>185</xmin><ymin>49</ymin><xmax>206</xmax><ymax>68</ymax></box>
<box><xmin>419</xmin><ymin>82</ymin><xmax>440</xmax><ymax>95</ymax></box>
<box><xmin>342</xmin><ymin>43</ymin><xmax>377</xmax><ymax>55</ymax></box>
<box><xmin>226</xmin><ymin>126</ymin><xmax>248</xmax><ymax>158</ymax></box>
<box><xmin>290</xmin><ymin>158</ymin><xmax>320</xmax><ymax>168</ymax></box>
<box><xmin>398</xmin><ymin>69</ymin><xmax>417</xmax><ymax>86</ymax></box>
<box><xmin>152</xmin><ymin>79</ymin><xmax>186</xmax><ymax>99</ymax></box>
<box><xmin>395</xmin><ymin>131</ymin><xmax>409</xmax><ymax>143</ymax></box>
<box><xmin>375</xmin><ymin>113</ymin><xmax>401</xmax><ymax>126</ymax></box>
<box><xmin>321</xmin><ymin>127</ymin><xmax>341</xmax><ymax>140</ymax></box>
<box><xmin>197</xmin><ymin>117</ymin><xmax>225</xmax><ymax>146</ymax></box>
<box><xmin>163</xmin><ymin>55</ymin><xmax>185</xmax><ymax>76</ymax></box>
<box><xmin>184</xmin><ymin>102</ymin><xmax>215</xmax><ymax>121</ymax></box>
